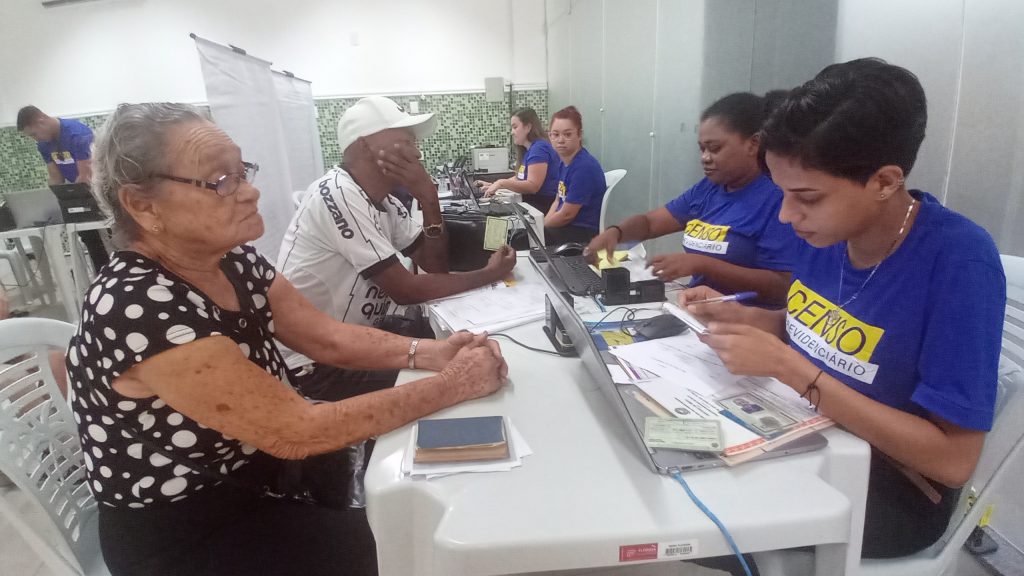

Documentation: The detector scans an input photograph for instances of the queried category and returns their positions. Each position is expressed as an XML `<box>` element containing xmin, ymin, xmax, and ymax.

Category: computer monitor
<box><xmin>49</xmin><ymin>183</ymin><xmax>103</xmax><ymax>224</ymax></box>
<box><xmin>511</xmin><ymin>203</ymin><xmax>553</xmax><ymax>261</ymax></box>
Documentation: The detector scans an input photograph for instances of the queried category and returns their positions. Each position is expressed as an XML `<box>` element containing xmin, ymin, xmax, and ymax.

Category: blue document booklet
<box><xmin>415</xmin><ymin>416</ymin><xmax>509</xmax><ymax>463</ymax></box>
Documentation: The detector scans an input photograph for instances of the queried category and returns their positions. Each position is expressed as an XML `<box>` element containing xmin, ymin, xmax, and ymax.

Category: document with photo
<box><xmin>607</xmin><ymin>333</ymin><xmax>832</xmax><ymax>456</ymax></box>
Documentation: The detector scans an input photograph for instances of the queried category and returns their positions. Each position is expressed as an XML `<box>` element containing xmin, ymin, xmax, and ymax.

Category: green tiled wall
<box><xmin>316</xmin><ymin>89</ymin><xmax>548</xmax><ymax>171</ymax></box>
<box><xmin>0</xmin><ymin>114</ymin><xmax>109</xmax><ymax>194</ymax></box>
<box><xmin>0</xmin><ymin>89</ymin><xmax>548</xmax><ymax>195</ymax></box>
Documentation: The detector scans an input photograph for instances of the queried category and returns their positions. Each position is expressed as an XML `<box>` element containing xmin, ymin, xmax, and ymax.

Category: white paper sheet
<box><xmin>429</xmin><ymin>283</ymin><xmax>546</xmax><ymax>334</ymax></box>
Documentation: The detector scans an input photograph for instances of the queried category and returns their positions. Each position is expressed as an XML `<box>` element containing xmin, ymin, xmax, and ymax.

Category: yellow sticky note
<box><xmin>600</xmin><ymin>330</ymin><xmax>634</xmax><ymax>346</ymax></box>
<box><xmin>979</xmin><ymin>505</ymin><xmax>994</xmax><ymax>527</ymax></box>
<box><xmin>596</xmin><ymin>249</ymin><xmax>630</xmax><ymax>270</ymax></box>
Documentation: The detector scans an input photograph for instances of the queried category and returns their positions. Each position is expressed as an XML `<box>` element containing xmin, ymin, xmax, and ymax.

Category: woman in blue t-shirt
<box><xmin>682</xmin><ymin>59</ymin><xmax>1006</xmax><ymax>559</ymax></box>
<box><xmin>586</xmin><ymin>92</ymin><xmax>797</xmax><ymax>306</ymax></box>
<box><xmin>476</xmin><ymin>108</ymin><xmax>560</xmax><ymax>213</ymax></box>
<box><xmin>544</xmin><ymin>106</ymin><xmax>606</xmax><ymax>246</ymax></box>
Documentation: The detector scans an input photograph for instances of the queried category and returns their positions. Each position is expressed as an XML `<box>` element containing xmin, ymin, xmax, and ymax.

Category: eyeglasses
<box><xmin>153</xmin><ymin>161</ymin><xmax>259</xmax><ymax>198</ymax></box>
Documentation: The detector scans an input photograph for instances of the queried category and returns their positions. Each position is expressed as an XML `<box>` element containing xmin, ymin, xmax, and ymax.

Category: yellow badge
<box><xmin>684</xmin><ymin>219</ymin><xmax>730</xmax><ymax>242</ymax></box>
<box><xmin>786</xmin><ymin>279</ymin><xmax>884</xmax><ymax>361</ymax></box>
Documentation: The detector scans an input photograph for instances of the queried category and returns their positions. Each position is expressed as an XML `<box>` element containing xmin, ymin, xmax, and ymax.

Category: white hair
<box><xmin>91</xmin><ymin>103</ymin><xmax>209</xmax><ymax>247</ymax></box>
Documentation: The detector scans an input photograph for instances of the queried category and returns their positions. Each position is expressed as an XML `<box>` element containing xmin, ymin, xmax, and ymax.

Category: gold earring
<box><xmin>151</xmin><ymin>224</ymin><xmax>160</xmax><ymax>233</ymax></box>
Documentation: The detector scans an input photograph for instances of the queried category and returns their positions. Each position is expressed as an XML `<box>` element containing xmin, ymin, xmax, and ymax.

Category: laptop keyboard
<box><xmin>550</xmin><ymin>254</ymin><xmax>602</xmax><ymax>296</ymax></box>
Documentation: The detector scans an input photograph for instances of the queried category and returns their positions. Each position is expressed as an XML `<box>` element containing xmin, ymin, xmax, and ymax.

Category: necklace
<box><xmin>825</xmin><ymin>198</ymin><xmax>917</xmax><ymax>325</ymax></box>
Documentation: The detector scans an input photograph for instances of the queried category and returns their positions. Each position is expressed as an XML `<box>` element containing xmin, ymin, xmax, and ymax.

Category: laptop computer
<box><xmin>49</xmin><ymin>183</ymin><xmax>103</xmax><ymax>224</ymax></box>
<box><xmin>527</xmin><ymin>245</ymin><xmax>828</xmax><ymax>474</ymax></box>
<box><xmin>512</xmin><ymin>204</ymin><xmax>603</xmax><ymax>296</ymax></box>
<box><xmin>5</xmin><ymin>187</ymin><xmax>63</xmax><ymax>228</ymax></box>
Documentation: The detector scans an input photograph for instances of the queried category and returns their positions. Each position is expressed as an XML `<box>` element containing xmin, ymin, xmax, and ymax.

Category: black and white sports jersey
<box><xmin>276</xmin><ymin>167</ymin><xmax>422</xmax><ymax>369</ymax></box>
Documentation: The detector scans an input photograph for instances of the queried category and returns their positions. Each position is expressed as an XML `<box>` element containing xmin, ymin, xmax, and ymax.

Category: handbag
<box><xmin>207</xmin><ymin>258</ymin><xmax>356</xmax><ymax>508</ymax></box>
<box><xmin>443</xmin><ymin>210</ymin><xmax>491</xmax><ymax>271</ymax></box>
<box><xmin>373</xmin><ymin>304</ymin><xmax>435</xmax><ymax>339</ymax></box>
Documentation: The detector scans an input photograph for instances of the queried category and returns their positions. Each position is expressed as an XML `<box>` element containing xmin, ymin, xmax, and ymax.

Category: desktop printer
<box><xmin>471</xmin><ymin>146</ymin><xmax>509</xmax><ymax>173</ymax></box>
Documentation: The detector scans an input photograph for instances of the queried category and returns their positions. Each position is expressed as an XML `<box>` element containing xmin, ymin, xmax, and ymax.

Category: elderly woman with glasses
<box><xmin>66</xmin><ymin>103</ymin><xmax>508</xmax><ymax>576</ymax></box>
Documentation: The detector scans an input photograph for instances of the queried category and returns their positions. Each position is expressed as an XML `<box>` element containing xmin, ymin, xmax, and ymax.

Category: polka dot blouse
<box><xmin>66</xmin><ymin>245</ymin><xmax>288</xmax><ymax>508</ymax></box>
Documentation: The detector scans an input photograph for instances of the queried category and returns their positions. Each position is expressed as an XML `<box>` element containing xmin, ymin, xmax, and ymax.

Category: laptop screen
<box><xmin>6</xmin><ymin>188</ymin><xmax>62</xmax><ymax>227</ymax></box>
<box><xmin>511</xmin><ymin>203</ymin><xmax>551</xmax><ymax>257</ymax></box>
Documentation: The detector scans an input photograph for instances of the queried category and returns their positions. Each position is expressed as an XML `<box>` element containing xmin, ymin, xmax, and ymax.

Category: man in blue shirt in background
<box><xmin>17</xmin><ymin>105</ymin><xmax>108</xmax><ymax>271</ymax></box>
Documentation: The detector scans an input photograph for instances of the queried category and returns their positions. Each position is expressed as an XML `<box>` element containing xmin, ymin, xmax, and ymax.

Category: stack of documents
<box><xmin>414</xmin><ymin>415</ymin><xmax>510</xmax><ymax>463</ymax></box>
<box><xmin>607</xmin><ymin>333</ymin><xmax>832</xmax><ymax>461</ymax></box>
<box><xmin>401</xmin><ymin>418</ymin><xmax>533</xmax><ymax>479</ymax></box>
<box><xmin>428</xmin><ymin>281</ymin><xmax>546</xmax><ymax>333</ymax></box>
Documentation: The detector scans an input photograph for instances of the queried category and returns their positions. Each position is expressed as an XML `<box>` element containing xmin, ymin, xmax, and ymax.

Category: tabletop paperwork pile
<box><xmin>401</xmin><ymin>418</ymin><xmax>533</xmax><ymax>479</ymax></box>
<box><xmin>602</xmin><ymin>327</ymin><xmax>833</xmax><ymax>465</ymax></box>
<box><xmin>427</xmin><ymin>280</ymin><xmax>547</xmax><ymax>333</ymax></box>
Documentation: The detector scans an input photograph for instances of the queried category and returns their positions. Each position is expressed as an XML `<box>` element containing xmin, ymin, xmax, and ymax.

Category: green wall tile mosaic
<box><xmin>315</xmin><ymin>89</ymin><xmax>548</xmax><ymax>172</ymax></box>
<box><xmin>1</xmin><ymin>113</ymin><xmax>110</xmax><ymax>195</ymax></box>
<box><xmin>0</xmin><ymin>90</ymin><xmax>547</xmax><ymax>195</ymax></box>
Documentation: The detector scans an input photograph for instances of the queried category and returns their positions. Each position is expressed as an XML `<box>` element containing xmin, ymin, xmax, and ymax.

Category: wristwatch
<box><xmin>423</xmin><ymin>222</ymin><xmax>445</xmax><ymax>238</ymax></box>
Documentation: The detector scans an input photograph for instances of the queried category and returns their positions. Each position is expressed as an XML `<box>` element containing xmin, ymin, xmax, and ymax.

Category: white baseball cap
<box><xmin>336</xmin><ymin>96</ymin><xmax>437</xmax><ymax>154</ymax></box>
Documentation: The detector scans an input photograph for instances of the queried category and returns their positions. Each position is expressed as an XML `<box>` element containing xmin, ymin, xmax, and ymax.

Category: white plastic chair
<box><xmin>598</xmin><ymin>169</ymin><xmax>627</xmax><ymax>231</ymax></box>
<box><xmin>755</xmin><ymin>254</ymin><xmax>1024</xmax><ymax>576</ymax></box>
<box><xmin>0</xmin><ymin>249</ymin><xmax>32</xmax><ymax>307</ymax></box>
<box><xmin>0</xmin><ymin>317</ymin><xmax>109</xmax><ymax>575</ymax></box>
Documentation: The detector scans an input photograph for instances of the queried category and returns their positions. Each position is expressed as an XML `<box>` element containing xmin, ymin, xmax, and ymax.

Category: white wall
<box><xmin>835</xmin><ymin>0</ymin><xmax>965</xmax><ymax>200</ymax></box>
<box><xmin>0</xmin><ymin>0</ymin><xmax>547</xmax><ymax>124</ymax></box>
<box><xmin>836</xmin><ymin>0</ymin><xmax>1024</xmax><ymax>256</ymax></box>
<box><xmin>512</xmin><ymin>1</ymin><xmax>548</xmax><ymax>87</ymax></box>
<box><xmin>545</xmin><ymin>0</ymin><xmax>836</xmax><ymax>242</ymax></box>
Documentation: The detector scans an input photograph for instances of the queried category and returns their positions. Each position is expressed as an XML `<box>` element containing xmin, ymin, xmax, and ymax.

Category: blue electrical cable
<box><xmin>669</xmin><ymin>470</ymin><xmax>753</xmax><ymax>576</ymax></box>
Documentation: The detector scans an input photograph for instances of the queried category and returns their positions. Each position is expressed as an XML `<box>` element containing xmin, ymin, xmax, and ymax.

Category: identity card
<box><xmin>483</xmin><ymin>216</ymin><xmax>511</xmax><ymax>251</ymax></box>
<box><xmin>643</xmin><ymin>417</ymin><xmax>722</xmax><ymax>453</ymax></box>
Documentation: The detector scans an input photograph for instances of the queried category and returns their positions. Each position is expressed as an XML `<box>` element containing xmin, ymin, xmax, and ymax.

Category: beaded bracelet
<box><xmin>800</xmin><ymin>369</ymin><xmax>824</xmax><ymax>410</ymax></box>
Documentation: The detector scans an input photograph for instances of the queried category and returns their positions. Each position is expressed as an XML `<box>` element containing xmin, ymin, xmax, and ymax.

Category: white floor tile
<box><xmin>0</xmin><ymin>486</ymin><xmax>49</xmax><ymax>576</ymax></box>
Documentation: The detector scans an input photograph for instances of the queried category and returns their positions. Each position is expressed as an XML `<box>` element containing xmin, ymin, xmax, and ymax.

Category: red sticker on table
<box><xmin>619</xmin><ymin>543</ymin><xmax>658</xmax><ymax>562</ymax></box>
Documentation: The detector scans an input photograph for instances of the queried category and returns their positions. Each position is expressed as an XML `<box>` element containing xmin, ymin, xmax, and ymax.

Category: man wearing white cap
<box><xmin>277</xmin><ymin>96</ymin><xmax>515</xmax><ymax>402</ymax></box>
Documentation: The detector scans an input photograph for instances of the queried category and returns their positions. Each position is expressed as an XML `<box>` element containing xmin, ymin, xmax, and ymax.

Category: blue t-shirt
<box><xmin>37</xmin><ymin>118</ymin><xmax>94</xmax><ymax>183</ymax></box>
<box><xmin>786</xmin><ymin>191</ymin><xmax>1005</xmax><ymax>431</ymax></box>
<box><xmin>665</xmin><ymin>173</ymin><xmax>798</xmax><ymax>291</ymax></box>
<box><xmin>518</xmin><ymin>139</ymin><xmax>560</xmax><ymax>198</ymax></box>
<box><xmin>554</xmin><ymin>147</ymin><xmax>605</xmax><ymax>230</ymax></box>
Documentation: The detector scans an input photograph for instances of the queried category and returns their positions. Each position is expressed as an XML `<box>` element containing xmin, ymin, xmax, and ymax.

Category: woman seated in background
<box><xmin>476</xmin><ymin>107</ymin><xmax>560</xmax><ymax>213</ymax></box>
<box><xmin>69</xmin><ymin>102</ymin><xmax>508</xmax><ymax>576</ymax></box>
<box><xmin>683</xmin><ymin>58</ymin><xmax>1005</xmax><ymax>559</ymax></box>
<box><xmin>543</xmin><ymin>105</ymin><xmax>607</xmax><ymax>246</ymax></box>
<box><xmin>586</xmin><ymin>91</ymin><xmax>797</xmax><ymax>306</ymax></box>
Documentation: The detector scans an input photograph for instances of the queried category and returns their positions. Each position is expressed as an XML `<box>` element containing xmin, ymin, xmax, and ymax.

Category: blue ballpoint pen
<box><xmin>688</xmin><ymin>291</ymin><xmax>758</xmax><ymax>304</ymax></box>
